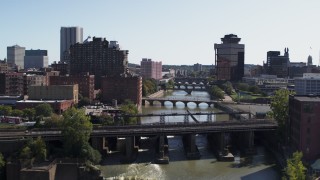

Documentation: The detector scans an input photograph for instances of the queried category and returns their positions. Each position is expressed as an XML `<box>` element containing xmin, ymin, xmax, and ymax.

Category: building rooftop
<box><xmin>17</xmin><ymin>100</ymin><xmax>70</xmax><ymax>103</ymax></box>
<box><xmin>294</xmin><ymin>96</ymin><xmax>320</xmax><ymax>102</ymax></box>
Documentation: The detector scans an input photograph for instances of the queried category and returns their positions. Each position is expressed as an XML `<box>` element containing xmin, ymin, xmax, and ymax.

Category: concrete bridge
<box><xmin>0</xmin><ymin>119</ymin><xmax>277</xmax><ymax>163</ymax></box>
<box><xmin>174</xmin><ymin>77</ymin><xmax>208</xmax><ymax>84</ymax></box>
<box><xmin>142</xmin><ymin>97</ymin><xmax>216</xmax><ymax>107</ymax></box>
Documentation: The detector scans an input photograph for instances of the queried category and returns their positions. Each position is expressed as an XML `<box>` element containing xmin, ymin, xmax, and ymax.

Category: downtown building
<box><xmin>60</xmin><ymin>26</ymin><xmax>83</xmax><ymax>62</ymax></box>
<box><xmin>140</xmin><ymin>58</ymin><xmax>162</xmax><ymax>80</ymax></box>
<box><xmin>69</xmin><ymin>37</ymin><xmax>129</xmax><ymax>88</ymax></box>
<box><xmin>214</xmin><ymin>34</ymin><xmax>245</xmax><ymax>81</ymax></box>
<box><xmin>289</xmin><ymin>95</ymin><xmax>320</xmax><ymax>161</ymax></box>
<box><xmin>49</xmin><ymin>74</ymin><xmax>95</xmax><ymax>101</ymax></box>
<box><xmin>193</xmin><ymin>63</ymin><xmax>203</xmax><ymax>72</ymax></box>
<box><xmin>0</xmin><ymin>72</ymin><xmax>24</xmax><ymax>95</ymax></box>
<box><xmin>263</xmin><ymin>49</ymin><xmax>290</xmax><ymax>78</ymax></box>
<box><xmin>101</xmin><ymin>76</ymin><xmax>142</xmax><ymax>107</ymax></box>
<box><xmin>7</xmin><ymin>45</ymin><xmax>25</xmax><ymax>70</ymax></box>
<box><xmin>295</xmin><ymin>73</ymin><xmax>320</xmax><ymax>95</ymax></box>
<box><xmin>24</xmin><ymin>49</ymin><xmax>48</xmax><ymax>69</ymax></box>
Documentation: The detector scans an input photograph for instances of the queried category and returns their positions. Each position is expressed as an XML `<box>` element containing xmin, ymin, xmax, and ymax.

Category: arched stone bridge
<box><xmin>142</xmin><ymin>97</ymin><xmax>216</xmax><ymax>107</ymax></box>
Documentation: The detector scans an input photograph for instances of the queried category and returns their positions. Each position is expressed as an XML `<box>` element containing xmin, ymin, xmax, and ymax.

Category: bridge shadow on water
<box><xmin>240</xmin><ymin>166</ymin><xmax>280</xmax><ymax>180</ymax></box>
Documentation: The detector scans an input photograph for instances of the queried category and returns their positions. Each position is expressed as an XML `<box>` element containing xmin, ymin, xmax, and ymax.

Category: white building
<box><xmin>295</xmin><ymin>73</ymin><xmax>320</xmax><ymax>95</ymax></box>
<box><xmin>60</xmin><ymin>26</ymin><xmax>83</xmax><ymax>62</ymax></box>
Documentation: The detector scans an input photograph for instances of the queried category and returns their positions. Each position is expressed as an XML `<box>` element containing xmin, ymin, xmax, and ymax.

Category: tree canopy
<box><xmin>283</xmin><ymin>151</ymin><xmax>306</xmax><ymax>180</ymax></box>
<box><xmin>23</xmin><ymin>108</ymin><xmax>36</xmax><ymax>121</ymax></box>
<box><xmin>209</xmin><ymin>85</ymin><xmax>224</xmax><ymax>100</ymax></box>
<box><xmin>142</xmin><ymin>79</ymin><xmax>157</xmax><ymax>96</ymax></box>
<box><xmin>0</xmin><ymin>105</ymin><xmax>12</xmax><ymax>116</ymax></box>
<box><xmin>269</xmin><ymin>89</ymin><xmax>294</xmax><ymax>141</ymax></box>
<box><xmin>19</xmin><ymin>137</ymin><xmax>47</xmax><ymax>163</ymax></box>
<box><xmin>35</xmin><ymin>104</ymin><xmax>53</xmax><ymax>117</ymax></box>
<box><xmin>120</xmin><ymin>100</ymin><xmax>139</xmax><ymax>125</ymax></box>
<box><xmin>61</xmin><ymin>108</ymin><xmax>101</xmax><ymax>163</ymax></box>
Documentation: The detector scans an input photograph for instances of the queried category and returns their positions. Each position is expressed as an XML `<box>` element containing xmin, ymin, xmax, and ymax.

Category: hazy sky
<box><xmin>1</xmin><ymin>0</ymin><xmax>320</xmax><ymax>65</ymax></box>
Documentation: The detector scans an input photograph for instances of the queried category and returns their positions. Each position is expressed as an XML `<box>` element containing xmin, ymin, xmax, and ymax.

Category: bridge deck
<box><xmin>0</xmin><ymin>119</ymin><xmax>277</xmax><ymax>141</ymax></box>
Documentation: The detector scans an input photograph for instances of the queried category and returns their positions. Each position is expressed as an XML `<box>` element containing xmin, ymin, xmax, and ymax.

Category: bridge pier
<box><xmin>208</xmin><ymin>132</ymin><xmax>233</xmax><ymax>161</ymax></box>
<box><xmin>182</xmin><ymin>134</ymin><xmax>201</xmax><ymax>159</ymax></box>
<box><xmin>155</xmin><ymin>135</ymin><xmax>169</xmax><ymax>164</ymax></box>
<box><xmin>172</xmin><ymin>101</ymin><xmax>177</xmax><ymax>107</ymax></box>
<box><xmin>117</xmin><ymin>136</ymin><xmax>139</xmax><ymax>163</ymax></box>
<box><xmin>142</xmin><ymin>100</ymin><xmax>145</xmax><ymax>106</ymax></box>
<box><xmin>160</xmin><ymin>101</ymin><xmax>165</xmax><ymax>106</ymax></box>
<box><xmin>149</xmin><ymin>101</ymin><xmax>154</xmax><ymax>106</ymax></box>
<box><xmin>185</xmin><ymin>89</ymin><xmax>192</xmax><ymax>95</ymax></box>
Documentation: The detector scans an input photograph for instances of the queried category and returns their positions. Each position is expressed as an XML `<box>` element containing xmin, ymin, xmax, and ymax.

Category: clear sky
<box><xmin>1</xmin><ymin>0</ymin><xmax>320</xmax><ymax>65</ymax></box>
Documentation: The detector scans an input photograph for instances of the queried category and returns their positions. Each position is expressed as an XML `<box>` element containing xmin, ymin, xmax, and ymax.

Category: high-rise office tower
<box><xmin>24</xmin><ymin>49</ymin><xmax>48</xmax><ymax>69</ymax></box>
<box><xmin>69</xmin><ymin>37</ymin><xmax>128</xmax><ymax>88</ymax></box>
<box><xmin>7</xmin><ymin>45</ymin><xmax>26</xmax><ymax>70</ymax></box>
<box><xmin>214</xmin><ymin>34</ymin><xmax>245</xmax><ymax>81</ymax></box>
<box><xmin>60</xmin><ymin>26</ymin><xmax>83</xmax><ymax>62</ymax></box>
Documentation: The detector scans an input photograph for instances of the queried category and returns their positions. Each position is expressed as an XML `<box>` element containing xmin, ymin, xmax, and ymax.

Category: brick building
<box><xmin>51</xmin><ymin>61</ymin><xmax>68</xmax><ymax>75</ymax></box>
<box><xmin>28</xmin><ymin>84</ymin><xmax>78</xmax><ymax>104</ymax></box>
<box><xmin>16</xmin><ymin>100</ymin><xmax>74</xmax><ymax>114</ymax></box>
<box><xmin>101</xmin><ymin>76</ymin><xmax>142</xmax><ymax>107</ymax></box>
<box><xmin>49</xmin><ymin>74</ymin><xmax>95</xmax><ymax>101</ymax></box>
<box><xmin>289</xmin><ymin>95</ymin><xmax>320</xmax><ymax>161</ymax></box>
<box><xmin>69</xmin><ymin>37</ymin><xmax>128</xmax><ymax>88</ymax></box>
<box><xmin>0</xmin><ymin>72</ymin><xmax>24</xmax><ymax>95</ymax></box>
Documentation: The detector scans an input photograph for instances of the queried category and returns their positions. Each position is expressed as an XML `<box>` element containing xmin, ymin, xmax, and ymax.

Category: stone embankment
<box><xmin>147</xmin><ymin>90</ymin><xmax>164</xmax><ymax>98</ymax></box>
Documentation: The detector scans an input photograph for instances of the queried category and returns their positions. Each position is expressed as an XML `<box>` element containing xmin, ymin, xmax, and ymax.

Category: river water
<box><xmin>100</xmin><ymin>90</ymin><xmax>280</xmax><ymax>180</ymax></box>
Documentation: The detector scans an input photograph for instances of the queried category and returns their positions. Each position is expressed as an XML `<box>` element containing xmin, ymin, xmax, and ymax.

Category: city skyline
<box><xmin>1</xmin><ymin>0</ymin><xmax>320</xmax><ymax>66</ymax></box>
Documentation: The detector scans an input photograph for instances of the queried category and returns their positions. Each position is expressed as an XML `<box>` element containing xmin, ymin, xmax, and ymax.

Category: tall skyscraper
<box><xmin>140</xmin><ymin>58</ymin><xmax>162</xmax><ymax>80</ymax></box>
<box><xmin>69</xmin><ymin>37</ymin><xmax>128</xmax><ymax>88</ymax></box>
<box><xmin>7</xmin><ymin>45</ymin><xmax>26</xmax><ymax>70</ymax></box>
<box><xmin>24</xmin><ymin>49</ymin><xmax>48</xmax><ymax>69</ymax></box>
<box><xmin>60</xmin><ymin>26</ymin><xmax>83</xmax><ymax>62</ymax></box>
<box><xmin>214</xmin><ymin>34</ymin><xmax>245</xmax><ymax>81</ymax></box>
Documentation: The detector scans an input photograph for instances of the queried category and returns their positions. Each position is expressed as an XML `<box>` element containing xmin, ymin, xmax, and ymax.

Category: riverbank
<box><xmin>147</xmin><ymin>90</ymin><xmax>165</xmax><ymax>98</ymax></box>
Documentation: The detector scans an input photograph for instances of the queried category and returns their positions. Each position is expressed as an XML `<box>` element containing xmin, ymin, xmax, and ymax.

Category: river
<box><xmin>99</xmin><ymin>90</ymin><xmax>280</xmax><ymax>180</ymax></box>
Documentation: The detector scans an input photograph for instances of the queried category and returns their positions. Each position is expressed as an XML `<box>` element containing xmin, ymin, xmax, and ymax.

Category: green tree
<box><xmin>11</xmin><ymin>109</ymin><xmax>24</xmax><ymax>117</ymax></box>
<box><xmin>78</xmin><ymin>97</ymin><xmax>91</xmax><ymax>107</ymax></box>
<box><xmin>35</xmin><ymin>104</ymin><xmax>53</xmax><ymax>117</ymax></box>
<box><xmin>142</xmin><ymin>79</ymin><xmax>158</xmax><ymax>96</ymax></box>
<box><xmin>283</xmin><ymin>151</ymin><xmax>306</xmax><ymax>180</ymax></box>
<box><xmin>120</xmin><ymin>100</ymin><xmax>139</xmax><ymax>125</ymax></box>
<box><xmin>19</xmin><ymin>137</ymin><xmax>47</xmax><ymax>167</ymax></box>
<box><xmin>236</xmin><ymin>83</ymin><xmax>249</xmax><ymax>92</ymax></box>
<box><xmin>209</xmin><ymin>85</ymin><xmax>224</xmax><ymax>100</ymax></box>
<box><xmin>23</xmin><ymin>108</ymin><xmax>36</xmax><ymax>121</ymax></box>
<box><xmin>0</xmin><ymin>105</ymin><xmax>12</xmax><ymax>116</ymax></box>
<box><xmin>0</xmin><ymin>153</ymin><xmax>5</xmax><ymax>178</ymax></box>
<box><xmin>269</xmin><ymin>89</ymin><xmax>294</xmax><ymax>141</ymax></box>
<box><xmin>249</xmin><ymin>85</ymin><xmax>261</xmax><ymax>94</ymax></box>
<box><xmin>222</xmin><ymin>81</ymin><xmax>233</xmax><ymax>95</ymax></box>
<box><xmin>97</xmin><ymin>114</ymin><xmax>114</xmax><ymax>125</ymax></box>
<box><xmin>168</xmin><ymin>79</ymin><xmax>174</xmax><ymax>88</ymax></box>
<box><xmin>28</xmin><ymin>137</ymin><xmax>47</xmax><ymax>162</ymax></box>
<box><xmin>61</xmin><ymin>108</ymin><xmax>98</xmax><ymax>160</ymax></box>
<box><xmin>43</xmin><ymin>113</ymin><xmax>63</xmax><ymax>128</ymax></box>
